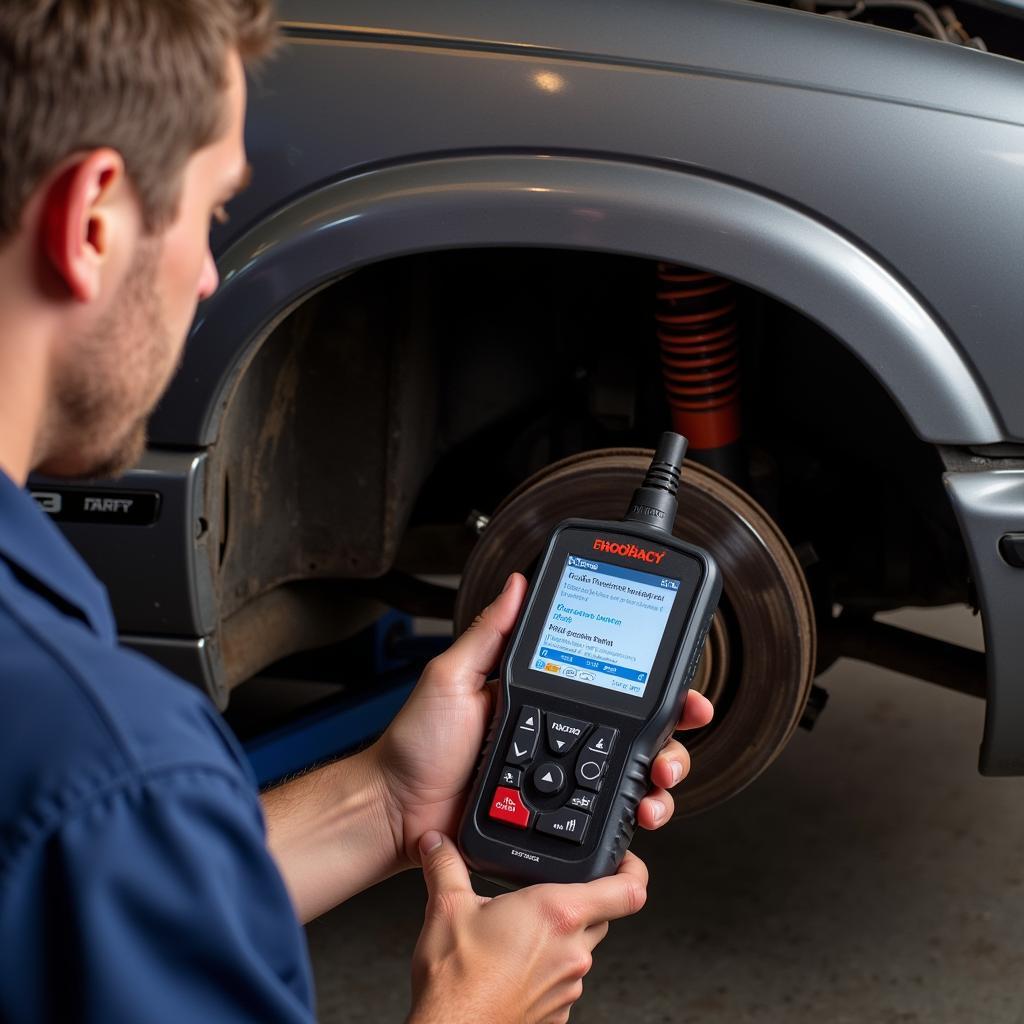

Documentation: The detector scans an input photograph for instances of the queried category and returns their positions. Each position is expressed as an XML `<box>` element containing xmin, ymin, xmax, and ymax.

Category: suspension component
<box><xmin>656</xmin><ymin>263</ymin><xmax>742</xmax><ymax>479</ymax></box>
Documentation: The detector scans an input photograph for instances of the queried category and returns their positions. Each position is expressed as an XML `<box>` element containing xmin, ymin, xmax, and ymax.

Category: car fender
<box><xmin>149</xmin><ymin>153</ymin><xmax>1000</xmax><ymax>448</ymax></box>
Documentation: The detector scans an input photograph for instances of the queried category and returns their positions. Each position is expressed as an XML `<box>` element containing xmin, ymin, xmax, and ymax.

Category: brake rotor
<box><xmin>454</xmin><ymin>448</ymin><xmax>815</xmax><ymax>817</ymax></box>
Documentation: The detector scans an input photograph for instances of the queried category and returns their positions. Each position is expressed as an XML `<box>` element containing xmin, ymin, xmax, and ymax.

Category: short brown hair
<box><xmin>0</xmin><ymin>0</ymin><xmax>275</xmax><ymax>240</ymax></box>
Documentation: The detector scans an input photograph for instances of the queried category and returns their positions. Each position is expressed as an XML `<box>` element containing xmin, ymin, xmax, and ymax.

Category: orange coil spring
<box><xmin>655</xmin><ymin>263</ymin><xmax>741</xmax><ymax>450</ymax></box>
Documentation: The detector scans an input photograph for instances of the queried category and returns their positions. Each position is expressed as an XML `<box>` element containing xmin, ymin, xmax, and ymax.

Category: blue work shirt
<box><xmin>0</xmin><ymin>470</ymin><xmax>316</xmax><ymax>1022</ymax></box>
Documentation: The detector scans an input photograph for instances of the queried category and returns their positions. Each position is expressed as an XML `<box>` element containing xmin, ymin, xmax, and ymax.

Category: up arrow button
<box><xmin>506</xmin><ymin>706</ymin><xmax>541</xmax><ymax>765</ymax></box>
<box><xmin>533</xmin><ymin>762</ymin><xmax>565</xmax><ymax>794</ymax></box>
<box><xmin>545</xmin><ymin>713</ymin><xmax>592</xmax><ymax>757</ymax></box>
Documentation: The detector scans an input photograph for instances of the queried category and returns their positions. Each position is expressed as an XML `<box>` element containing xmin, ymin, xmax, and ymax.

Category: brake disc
<box><xmin>454</xmin><ymin>448</ymin><xmax>815</xmax><ymax>817</ymax></box>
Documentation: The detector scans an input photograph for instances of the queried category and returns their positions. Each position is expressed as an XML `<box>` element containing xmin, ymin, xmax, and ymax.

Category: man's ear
<box><xmin>41</xmin><ymin>148</ymin><xmax>129</xmax><ymax>303</ymax></box>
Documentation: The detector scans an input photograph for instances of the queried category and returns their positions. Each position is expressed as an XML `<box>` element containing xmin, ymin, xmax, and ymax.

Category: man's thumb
<box><xmin>419</xmin><ymin>831</ymin><xmax>473</xmax><ymax>898</ymax></box>
<box><xmin>432</xmin><ymin>573</ymin><xmax>527</xmax><ymax>687</ymax></box>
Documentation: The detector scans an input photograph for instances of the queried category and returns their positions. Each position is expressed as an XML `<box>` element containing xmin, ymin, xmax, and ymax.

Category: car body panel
<box><xmin>155</xmin><ymin>154</ymin><xmax>999</xmax><ymax>446</ymax></box>
<box><xmin>946</xmin><ymin>469</ymin><xmax>1024</xmax><ymax>775</ymax></box>
<box><xmin>156</xmin><ymin>0</ymin><xmax>1023</xmax><ymax>442</ymax></box>
<box><xmin>31</xmin><ymin>451</ymin><xmax>213</xmax><ymax>635</ymax></box>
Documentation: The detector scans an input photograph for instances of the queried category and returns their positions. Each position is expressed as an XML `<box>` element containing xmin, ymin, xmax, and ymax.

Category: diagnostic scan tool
<box><xmin>459</xmin><ymin>433</ymin><xmax>721</xmax><ymax>887</ymax></box>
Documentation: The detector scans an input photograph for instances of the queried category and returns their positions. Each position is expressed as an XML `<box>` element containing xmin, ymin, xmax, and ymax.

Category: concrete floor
<box><xmin>306</xmin><ymin>606</ymin><xmax>1024</xmax><ymax>1023</ymax></box>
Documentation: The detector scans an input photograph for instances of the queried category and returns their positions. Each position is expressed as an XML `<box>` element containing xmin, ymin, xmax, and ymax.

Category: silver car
<box><xmin>31</xmin><ymin>0</ymin><xmax>1024</xmax><ymax>816</ymax></box>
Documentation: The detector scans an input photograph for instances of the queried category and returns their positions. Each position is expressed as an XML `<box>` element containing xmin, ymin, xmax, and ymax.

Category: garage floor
<box><xmin>306</xmin><ymin>606</ymin><xmax>1024</xmax><ymax>1023</ymax></box>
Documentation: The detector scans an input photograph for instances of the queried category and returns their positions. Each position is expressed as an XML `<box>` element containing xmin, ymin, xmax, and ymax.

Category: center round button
<box><xmin>532</xmin><ymin>762</ymin><xmax>566</xmax><ymax>795</ymax></box>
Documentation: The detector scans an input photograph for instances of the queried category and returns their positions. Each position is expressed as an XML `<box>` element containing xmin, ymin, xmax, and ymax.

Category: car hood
<box><xmin>278</xmin><ymin>0</ymin><xmax>1024</xmax><ymax>125</ymax></box>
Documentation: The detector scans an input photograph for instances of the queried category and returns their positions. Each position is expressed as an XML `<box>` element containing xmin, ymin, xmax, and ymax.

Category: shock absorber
<box><xmin>655</xmin><ymin>263</ymin><xmax>743</xmax><ymax>480</ymax></box>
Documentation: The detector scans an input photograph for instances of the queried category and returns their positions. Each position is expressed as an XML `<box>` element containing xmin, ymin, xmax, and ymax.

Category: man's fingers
<box><xmin>637</xmin><ymin>787</ymin><xmax>675</xmax><ymax>830</ymax></box>
<box><xmin>616</xmin><ymin>850</ymin><xmax>649</xmax><ymax>888</ymax></box>
<box><xmin>483</xmin><ymin>678</ymin><xmax>499</xmax><ymax>705</ymax></box>
<box><xmin>610</xmin><ymin>851</ymin><xmax>650</xmax><ymax>904</ymax></box>
<box><xmin>429</xmin><ymin>573</ymin><xmax>528</xmax><ymax>689</ymax></box>
<box><xmin>419</xmin><ymin>832</ymin><xmax>474</xmax><ymax>900</ymax></box>
<box><xmin>584</xmin><ymin>920</ymin><xmax>610</xmax><ymax>950</ymax></box>
<box><xmin>677</xmin><ymin>690</ymin><xmax>714</xmax><ymax>731</ymax></box>
<box><xmin>650</xmin><ymin>738</ymin><xmax>691</xmax><ymax>790</ymax></box>
<box><xmin>569</xmin><ymin>852</ymin><xmax>649</xmax><ymax>927</ymax></box>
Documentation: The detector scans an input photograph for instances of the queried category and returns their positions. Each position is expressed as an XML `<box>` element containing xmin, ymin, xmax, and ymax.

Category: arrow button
<box><xmin>506</xmin><ymin>706</ymin><xmax>541</xmax><ymax>766</ymax></box>
<box><xmin>532</xmin><ymin>761</ymin><xmax>565</xmax><ymax>795</ymax></box>
<box><xmin>507</xmin><ymin>736</ymin><xmax>535</xmax><ymax>765</ymax></box>
<box><xmin>545</xmin><ymin>713</ymin><xmax>592</xmax><ymax>756</ymax></box>
<box><xmin>516</xmin><ymin>706</ymin><xmax>539</xmax><ymax>732</ymax></box>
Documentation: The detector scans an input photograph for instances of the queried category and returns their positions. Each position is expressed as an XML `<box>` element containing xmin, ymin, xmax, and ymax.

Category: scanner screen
<box><xmin>531</xmin><ymin>554</ymin><xmax>681</xmax><ymax>698</ymax></box>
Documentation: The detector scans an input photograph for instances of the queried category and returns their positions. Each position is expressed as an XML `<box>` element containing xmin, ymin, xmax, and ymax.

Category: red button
<box><xmin>488</xmin><ymin>786</ymin><xmax>531</xmax><ymax>829</ymax></box>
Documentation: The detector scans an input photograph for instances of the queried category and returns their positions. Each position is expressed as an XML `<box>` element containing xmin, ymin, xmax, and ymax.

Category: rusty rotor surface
<box><xmin>454</xmin><ymin>448</ymin><xmax>816</xmax><ymax>817</ymax></box>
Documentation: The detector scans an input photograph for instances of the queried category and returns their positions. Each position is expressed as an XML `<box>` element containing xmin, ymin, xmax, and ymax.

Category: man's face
<box><xmin>41</xmin><ymin>51</ymin><xmax>250</xmax><ymax>480</ymax></box>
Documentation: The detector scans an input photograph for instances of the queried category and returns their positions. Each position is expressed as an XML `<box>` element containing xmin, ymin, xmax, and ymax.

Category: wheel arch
<box><xmin>148</xmin><ymin>152</ymin><xmax>1002</xmax><ymax>447</ymax></box>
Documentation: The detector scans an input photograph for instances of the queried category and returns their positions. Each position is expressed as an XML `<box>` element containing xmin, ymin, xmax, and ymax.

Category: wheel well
<box><xmin>209</xmin><ymin>247</ymin><xmax>968</xmax><ymax>685</ymax></box>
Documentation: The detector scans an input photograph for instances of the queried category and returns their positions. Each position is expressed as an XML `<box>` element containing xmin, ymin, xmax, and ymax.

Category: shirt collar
<box><xmin>0</xmin><ymin>469</ymin><xmax>115</xmax><ymax>642</ymax></box>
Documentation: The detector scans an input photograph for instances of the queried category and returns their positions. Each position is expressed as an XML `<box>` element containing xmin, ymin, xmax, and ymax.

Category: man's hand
<box><xmin>408</xmin><ymin>832</ymin><xmax>648</xmax><ymax>1024</ymax></box>
<box><xmin>373</xmin><ymin>573</ymin><xmax>714</xmax><ymax>868</ymax></box>
<box><xmin>262</xmin><ymin>574</ymin><xmax>711</xmax><ymax>922</ymax></box>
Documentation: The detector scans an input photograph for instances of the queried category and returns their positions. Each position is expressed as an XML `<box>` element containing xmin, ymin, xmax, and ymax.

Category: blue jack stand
<box><xmin>241</xmin><ymin>611</ymin><xmax>451</xmax><ymax>788</ymax></box>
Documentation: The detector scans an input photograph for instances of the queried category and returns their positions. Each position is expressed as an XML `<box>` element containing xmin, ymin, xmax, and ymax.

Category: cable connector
<box><xmin>623</xmin><ymin>432</ymin><xmax>688</xmax><ymax>532</ymax></box>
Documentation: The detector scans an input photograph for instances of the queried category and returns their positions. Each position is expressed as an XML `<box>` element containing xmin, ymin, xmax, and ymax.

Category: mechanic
<box><xmin>0</xmin><ymin>3</ymin><xmax>714</xmax><ymax>1022</ymax></box>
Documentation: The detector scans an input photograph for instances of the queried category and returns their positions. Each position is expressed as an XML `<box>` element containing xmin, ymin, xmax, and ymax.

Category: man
<box><xmin>0</xmin><ymin>3</ymin><xmax>714</xmax><ymax>1022</ymax></box>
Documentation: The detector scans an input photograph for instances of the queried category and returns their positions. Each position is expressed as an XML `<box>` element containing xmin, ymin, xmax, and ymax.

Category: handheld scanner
<box><xmin>458</xmin><ymin>433</ymin><xmax>722</xmax><ymax>888</ymax></box>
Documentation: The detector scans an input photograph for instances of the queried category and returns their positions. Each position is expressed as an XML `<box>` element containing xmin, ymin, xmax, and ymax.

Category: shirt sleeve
<box><xmin>0</xmin><ymin>764</ymin><xmax>316</xmax><ymax>1024</ymax></box>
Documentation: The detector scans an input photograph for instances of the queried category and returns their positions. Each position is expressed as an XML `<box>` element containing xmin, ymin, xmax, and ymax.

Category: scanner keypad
<box><xmin>487</xmin><ymin>709</ymin><xmax>620</xmax><ymax>845</ymax></box>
